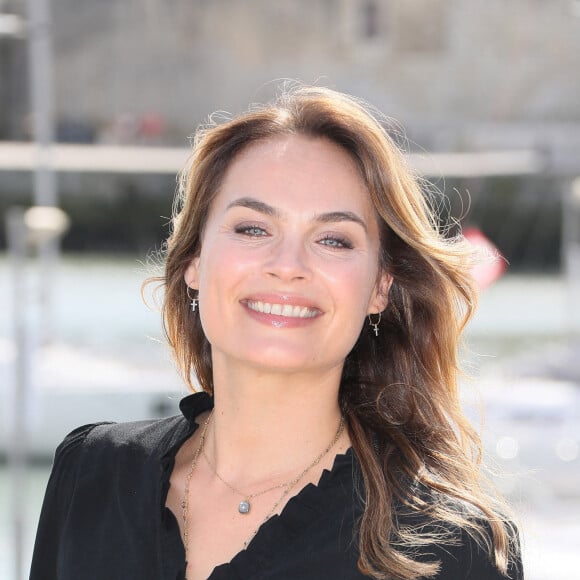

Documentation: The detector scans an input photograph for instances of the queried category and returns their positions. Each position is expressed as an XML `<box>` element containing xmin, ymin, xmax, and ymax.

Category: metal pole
<box><xmin>562</xmin><ymin>178</ymin><xmax>580</xmax><ymax>336</ymax></box>
<box><xmin>26</xmin><ymin>0</ymin><xmax>56</xmax><ymax>205</ymax></box>
<box><xmin>6</xmin><ymin>208</ymin><xmax>30</xmax><ymax>580</ymax></box>
<box><xmin>5</xmin><ymin>206</ymin><xmax>69</xmax><ymax>580</ymax></box>
<box><xmin>26</xmin><ymin>0</ymin><xmax>58</xmax><ymax>343</ymax></box>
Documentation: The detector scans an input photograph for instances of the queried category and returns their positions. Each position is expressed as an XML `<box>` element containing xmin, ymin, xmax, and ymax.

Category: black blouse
<box><xmin>30</xmin><ymin>392</ymin><xmax>522</xmax><ymax>580</ymax></box>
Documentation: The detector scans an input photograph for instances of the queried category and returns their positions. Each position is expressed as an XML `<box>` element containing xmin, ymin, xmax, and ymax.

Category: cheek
<box><xmin>197</xmin><ymin>243</ymin><xmax>260</xmax><ymax>296</ymax></box>
<box><xmin>324</xmin><ymin>260</ymin><xmax>379</xmax><ymax>311</ymax></box>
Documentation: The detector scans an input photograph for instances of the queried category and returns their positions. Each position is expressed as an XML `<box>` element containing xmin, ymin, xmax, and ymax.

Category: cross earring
<box><xmin>368</xmin><ymin>312</ymin><xmax>381</xmax><ymax>337</ymax></box>
<box><xmin>186</xmin><ymin>287</ymin><xmax>198</xmax><ymax>312</ymax></box>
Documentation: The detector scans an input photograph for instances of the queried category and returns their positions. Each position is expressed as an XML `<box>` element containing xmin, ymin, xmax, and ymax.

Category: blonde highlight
<box><xmin>146</xmin><ymin>85</ymin><xmax>519</xmax><ymax>578</ymax></box>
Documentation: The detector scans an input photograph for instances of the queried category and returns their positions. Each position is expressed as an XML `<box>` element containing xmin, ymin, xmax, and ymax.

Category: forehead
<box><xmin>213</xmin><ymin>135</ymin><xmax>374</xmax><ymax>216</ymax></box>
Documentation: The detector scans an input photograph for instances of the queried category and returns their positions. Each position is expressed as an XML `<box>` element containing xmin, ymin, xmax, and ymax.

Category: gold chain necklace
<box><xmin>181</xmin><ymin>411</ymin><xmax>212</xmax><ymax>560</ymax></box>
<box><xmin>181</xmin><ymin>410</ymin><xmax>345</xmax><ymax>556</ymax></box>
<box><xmin>203</xmin><ymin>443</ymin><xmax>294</xmax><ymax>514</ymax></box>
<box><xmin>201</xmin><ymin>415</ymin><xmax>343</xmax><ymax>515</ymax></box>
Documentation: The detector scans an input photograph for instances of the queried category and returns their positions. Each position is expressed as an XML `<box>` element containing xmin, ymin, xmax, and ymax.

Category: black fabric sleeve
<box><xmin>457</xmin><ymin>525</ymin><xmax>523</xmax><ymax>580</ymax></box>
<box><xmin>398</xmin><ymin>500</ymin><xmax>524</xmax><ymax>580</ymax></box>
<box><xmin>430</xmin><ymin>520</ymin><xmax>524</xmax><ymax>580</ymax></box>
<box><xmin>29</xmin><ymin>423</ymin><xmax>113</xmax><ymax>580</ymax></box>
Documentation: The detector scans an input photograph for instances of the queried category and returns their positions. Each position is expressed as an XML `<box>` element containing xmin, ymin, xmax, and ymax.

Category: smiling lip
<box><xmin>240</xmin><ymin>295</ymin><xmax>322</xmax><ymax>324</ymax></box>
<box><xmin>245</xmin><ymin>300</ymin><xmax>319</xmax><ymax>318</ymax></box>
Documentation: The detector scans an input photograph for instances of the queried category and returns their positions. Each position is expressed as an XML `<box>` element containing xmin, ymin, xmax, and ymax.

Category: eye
<box><xmin>318</xmin><ymin>235</ymin><xmax>353</xmax><ymax>249</ymax></box>
<box><xmin>234</xmin><ymin>224</ymin><xmax>269</xmax><ymax>237</ymax></box>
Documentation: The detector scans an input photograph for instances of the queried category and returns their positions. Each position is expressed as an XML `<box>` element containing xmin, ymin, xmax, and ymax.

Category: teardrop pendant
<box><xmin>238</xmin><ymin>500</ymin><xmax>251</xmax><ymax>514</ymax></box>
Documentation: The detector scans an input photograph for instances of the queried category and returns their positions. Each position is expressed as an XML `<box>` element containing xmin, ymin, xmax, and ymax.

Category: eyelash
<box><xmin>318</xmin><ymin>235</ymin><xmax>353</xmax><ymax>250</ymax></box>
<box><xmin>234</xmin><ymin>224</ymin><xmax>268</xmax><ymax>237</ymax></box>
<box><xmin>234</xmin><ymin>224</ymin><xmax>353</xmax><ymax>250</ymax></box>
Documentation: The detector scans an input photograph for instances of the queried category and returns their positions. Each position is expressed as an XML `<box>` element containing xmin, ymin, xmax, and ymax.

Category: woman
<box><xmin>31</xmin><ymin>86</ymin><xmax>522</xmax><ymax>579</ymax></box>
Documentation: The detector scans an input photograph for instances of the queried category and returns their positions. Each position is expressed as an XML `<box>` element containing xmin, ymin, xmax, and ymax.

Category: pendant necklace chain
<box><xmin>203</xmin><ymin>443</ymin><xmax>293</xmax><ymax>514</ymax></box>
<box><xmin>181</xmin><ymin>412</ymin><xmax>211</xmax><ymax>560</ymax></box>
<box><xmin>202</xmin><ymin>416</ymin><xmax>345</xmax><ymax>515</ymax></box>
<box><xmin>181</xmin><ymin>409</ymin><xmax>345</xmax><ymax>558</ymax></box>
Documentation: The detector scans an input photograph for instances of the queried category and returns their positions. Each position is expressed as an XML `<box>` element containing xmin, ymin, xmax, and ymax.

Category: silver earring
<box><xmin>186</xmin><ymin>287</ymin><xmax>198</xmax><ymax>312</ymax></box>
<box><xmin>368</xmin><ymin>312</ymin><xmax>381</xmax><ymax>337</ymax></box>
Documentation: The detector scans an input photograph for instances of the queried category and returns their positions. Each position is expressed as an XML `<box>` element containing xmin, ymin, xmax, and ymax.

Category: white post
<box><xmin>6</xmin><ymin>206</ymin><xmax>70</xmax><ymax>580</ymax></box>
<box><xmin>6</xmin><ymin>208</ymin><xmax>30</xmax><ymax>580</ymax></box>
<box><xmin>26</xmin><ymin>0</ymin><xmax>56</xmax><ymax>206</ymax></box>
<box><xmin>562</xmin><ymin>178</ymin><xmax>580</xmax><ymax>336</ymax></box>
<box><xmin>26</xmin><ymin>0</ymin><xmax>58</xmax><ymax>343</ymax></box>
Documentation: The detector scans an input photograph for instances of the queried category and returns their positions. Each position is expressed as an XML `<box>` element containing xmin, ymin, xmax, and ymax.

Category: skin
<box><xmin>168</xmin><ymin>134</ymin><xmax>392</xmax><ymax>579</ymax></box>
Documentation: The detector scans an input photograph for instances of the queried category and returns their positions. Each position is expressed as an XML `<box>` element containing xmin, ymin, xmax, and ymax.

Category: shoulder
<box><xmin>52</xmin><ymin>414</ymin><xmax>190</xmax><ymax>473</ymax></box>
<box><xmin>41</xmin><ymin>414</ymin><xmax>193</xmax><ymax>524</ymax></box>
<box><xmin>31</xmin><ymin>412</ymin><xmax>196</xmax><ymax>579</ymax></box>
<box><xmin>421</xmin><ymin>517</ymin><xmax>522</xmax><ymax>580</ymax></box>
<box><xmin>394</xmin><ymin>490</ymin><xmax>523</xmax><ymax>579</ymax></box>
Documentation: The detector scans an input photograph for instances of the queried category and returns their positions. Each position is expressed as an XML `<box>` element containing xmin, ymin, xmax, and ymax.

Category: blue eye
<box><xmin>235</xmin><ymin>225</ymin><xmax>268</xmax><ymax>237</ymax></box>
<box><xmin>319</xmin><ymin>236</ymin><xmax>353</xmax><ymax>249</ymax></box>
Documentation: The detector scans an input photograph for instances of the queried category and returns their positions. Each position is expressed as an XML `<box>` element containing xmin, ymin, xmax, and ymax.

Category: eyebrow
<box><xmin>315</xmin><ymin>211</ymin><xmax>368</xmax><ymax>232</ymax></box>
<box><xmin>226</xmin><ymin>197</ymin><xmax>281</xmax><ymax>218</ymax></box>
<box><xmin>226</xmin><ymin>197</ymin><xmax>368</xmax><ymax>232</ymax></box>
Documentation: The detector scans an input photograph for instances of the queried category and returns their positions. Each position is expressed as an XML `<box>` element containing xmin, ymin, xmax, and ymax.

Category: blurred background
<box><xmin>1</xmin><ymin>1</ymin><xmax>579</xmax><ymax>578</ymax></box>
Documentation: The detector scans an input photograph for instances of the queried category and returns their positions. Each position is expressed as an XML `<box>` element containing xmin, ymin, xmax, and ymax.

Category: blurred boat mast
<box><xmin>4</xmin><ymin>1</ymin><xmax>58</xmax><ymax>578</ymax></box>
<box><xmin>26</xmin><ymin>0</ymin><xmax>58</xmax><ymax>345</ymax></box>
<box><xmin>563</xmin><ymin>179</ymin><xmax>580</xmax><ymax>340</ymax></box>
<box><xmin>6</xmin><ymin>207</ymin><xmax>69</xmax><ymax>580</ymax></box>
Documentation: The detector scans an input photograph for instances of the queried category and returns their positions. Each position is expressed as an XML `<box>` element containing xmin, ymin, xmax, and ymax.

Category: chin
<box><xmin>245</xmin><ymin>346</ymin><xmax>346</xmax><ymax>377</ymax></box>
<box><xmin>248</xmin><ymin>351</ymin><xmax>316</xmax><ymax>372</ymax></box>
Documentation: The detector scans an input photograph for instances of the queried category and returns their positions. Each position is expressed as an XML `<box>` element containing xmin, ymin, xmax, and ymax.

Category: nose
<box><xmin>263</xmin><ymin>235</ymin><xmax>311</xmax><ymax>282</ymax></box>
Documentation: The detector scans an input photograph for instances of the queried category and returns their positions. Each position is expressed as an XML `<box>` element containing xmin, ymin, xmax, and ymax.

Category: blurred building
<box><xmin>0</xmin><ymin>1</ymin><xmax>26</xmax><ymax>139</ymax></box>
<box><xmin>1</xmin><ymin>0</ymin><xmax>580</xmax><ymax>266</ymax></box>
<box><xmin>0</xmin><ymin>0</ymin><xmax>579</xmax><ymax>152</ymax></box>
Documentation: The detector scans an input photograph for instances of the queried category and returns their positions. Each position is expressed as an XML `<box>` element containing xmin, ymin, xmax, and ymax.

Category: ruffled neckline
<box><xmin>166</xmin><ymin>392</ymin><xmax>359</xmax><ymax>579</ymax></box>
<box><xmin>179</xmin><ymin>390</ymin><xmax>214</xmax><ymax>423</ymax></box>
<box><xmin>158</xmin><ymin>393</ymin><xmax>213</xmax><ymax>579</ymax></box>
<box><xmin>211</xmin><ymin>446</ymin><xmax>357</xmax><ymax>578</ymax></box>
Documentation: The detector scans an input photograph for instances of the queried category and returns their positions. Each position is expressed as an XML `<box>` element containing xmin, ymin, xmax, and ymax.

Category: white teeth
<box><xmin>246</xmin><ymin>301</ymin><xmax>318</xmax><ymax>318</ymax></box>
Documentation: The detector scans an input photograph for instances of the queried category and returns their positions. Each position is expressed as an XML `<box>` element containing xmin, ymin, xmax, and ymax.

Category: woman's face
<box><xmin>185</xmin><ymin>134</ymin><xmax>391</xmax><ymax>377</ymax></box>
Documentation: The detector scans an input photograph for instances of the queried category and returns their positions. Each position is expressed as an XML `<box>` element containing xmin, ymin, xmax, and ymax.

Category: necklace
<box><xmin>203</xmin><ymin>414</ymin><xmax>345</xmax><ymax>514</ymax></box>
<box><xmin>181</xmin><ymin>410</ymin><xmax>345</xmax><ymax>554</ymax></box>
<box><xmin>203</xmin><ymin>443</ymin><xmax>291</xmax><ymax>514</ymax></box>
<box><xmin>181</xmin><ymin>411</ymin><xmax>212</xmax><ymax>559</ymax></box>
<box><xmin>202</xmin><ymin>438</ymin><xmax>292</xmax><ymax>514</ymax></box>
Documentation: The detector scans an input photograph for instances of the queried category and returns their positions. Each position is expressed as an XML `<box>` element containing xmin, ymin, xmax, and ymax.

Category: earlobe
<box><xmin>184</xmin><ymin>256</ymin><xmax>201</xmax><ymax>289</ymax></box>
<box><xmin>368</xmin><ymin>272</ymin><xmax>393</xmax><ymax>315</ymax></box>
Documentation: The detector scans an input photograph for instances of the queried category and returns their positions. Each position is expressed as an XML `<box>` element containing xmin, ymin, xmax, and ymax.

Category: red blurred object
<box><xmin>463</xmin><ymin>226</ymin><xmax>507</xmax><ymax>289</ymax></box>
<box><xmin>139</xmin><ymin>113</ymin><xmax>165</xmax><ymax>138</ymax></box>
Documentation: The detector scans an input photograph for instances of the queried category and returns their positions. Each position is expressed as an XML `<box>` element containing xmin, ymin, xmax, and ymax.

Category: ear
<box><xmin>367</xmin><ymin>271</ymin><xmax>393</xmax><ymax>315</ymax></box>
<box><xmin>184</xmin><ymin>256</ymin><xmax>201</xmax><ymax>290</ymax></box>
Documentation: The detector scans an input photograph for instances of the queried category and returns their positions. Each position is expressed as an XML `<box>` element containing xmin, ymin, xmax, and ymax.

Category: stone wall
<box><xmin>3</xmin><ymin>0</ymin><xmax>579</xmax><ymax>147</ymax></box>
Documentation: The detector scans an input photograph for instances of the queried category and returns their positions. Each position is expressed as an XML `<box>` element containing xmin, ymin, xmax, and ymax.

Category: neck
<box><xmin>205</xmin><ymin>359</ymin><xmax>346</xmax><ymax>486</ymax></box>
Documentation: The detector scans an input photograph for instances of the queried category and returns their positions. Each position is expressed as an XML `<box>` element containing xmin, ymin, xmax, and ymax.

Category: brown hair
<box><xmin>157</xmin><ymin>85</ymin><xmax>518</xmax><ymax>579</ymax></box>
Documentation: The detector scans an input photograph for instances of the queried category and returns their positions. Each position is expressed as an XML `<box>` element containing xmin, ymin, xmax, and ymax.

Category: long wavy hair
<box><xmin>157</xmin><ymin>85</ymin><xmax>517</xmax><ymax>579</ymax></box>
